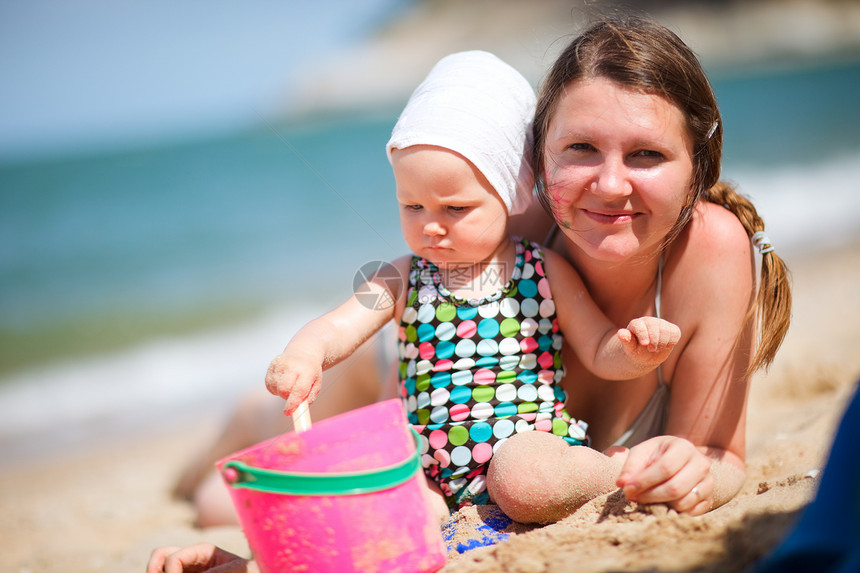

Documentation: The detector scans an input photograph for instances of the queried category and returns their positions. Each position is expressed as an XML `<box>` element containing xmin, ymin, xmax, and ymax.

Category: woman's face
<box><xmin>543</xmin><ymin>77</ymin><xmax>694</xmax><ymax>263</ymax></box>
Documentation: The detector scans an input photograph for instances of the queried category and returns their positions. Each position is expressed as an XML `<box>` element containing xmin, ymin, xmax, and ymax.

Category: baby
<box><xmin>266</xmin><ymin>51</ymin><xmax>680</xmax><ymax>519</ymax></box>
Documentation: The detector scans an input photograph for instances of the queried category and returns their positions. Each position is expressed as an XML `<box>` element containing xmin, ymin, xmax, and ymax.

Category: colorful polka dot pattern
<box><xmin>397</xmin><ymin>238</ymin><xmax>589</xmax><ymax>509</ymax></box>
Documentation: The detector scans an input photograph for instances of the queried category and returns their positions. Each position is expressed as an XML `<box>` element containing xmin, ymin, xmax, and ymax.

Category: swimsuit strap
<box><xmin>543</xmin><ymin>223</ymin><xmax>560</xmax><ymax>248</ymax></box>
<box><xmin>655</xmin><ymin>252</ymin><xmax>666</xmax><ymax>388</ymax></box>
<box><xmin>612</xmin><ymin>253</ymin><xmax>670</xmax><ymax>447</ymax></box>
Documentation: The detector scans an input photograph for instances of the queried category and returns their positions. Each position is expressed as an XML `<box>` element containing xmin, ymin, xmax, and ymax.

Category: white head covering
<box><xmin>386</xmin><ymin>50</ymin><xmax>535</xmax><ymax>215</ymax></box>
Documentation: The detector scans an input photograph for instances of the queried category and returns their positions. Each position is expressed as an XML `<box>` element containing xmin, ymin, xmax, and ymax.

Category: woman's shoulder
<box><xmin>668</xmin><ymin>201</ymin><xmax>754</xmax><ymax>304</ymax></box>
<box><xmin>676</xmin><ymin>201</ymin><xmax>752</xmax><ymax>267</ymax></box>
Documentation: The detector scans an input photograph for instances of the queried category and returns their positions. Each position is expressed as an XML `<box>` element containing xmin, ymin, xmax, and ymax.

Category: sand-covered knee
<box><xmin>491</xmin><ymin>431</ymin><xmax>569</xmax><ymax>475</ymax></box>
<box><xmin>488</xmin><ymin>432</ymin><xmax>577</xmax><ymax>523</ymax></box>
<box><xmin>488</xmin><ymin>433</ymin><xmax>622</xmax><ymax>524</ymax></box>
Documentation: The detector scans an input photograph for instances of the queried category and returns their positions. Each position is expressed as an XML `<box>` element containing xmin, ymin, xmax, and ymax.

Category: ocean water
<box><xmin>1</xmin><ymin>58</ymin><xmax>859</xmax><ymax>462</ymax></box>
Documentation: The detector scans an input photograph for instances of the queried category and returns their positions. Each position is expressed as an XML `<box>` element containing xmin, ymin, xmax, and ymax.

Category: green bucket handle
<box><xmin>222</xmin><ymin>428</ymin><xmax>422</xmax><ymax>496</ymax></box>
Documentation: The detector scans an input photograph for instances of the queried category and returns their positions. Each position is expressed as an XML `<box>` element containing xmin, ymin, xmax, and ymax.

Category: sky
<box><xmin>0</xmin><ymin>0</ymin><xmax>407</xmax><ymax>161</ymax></box>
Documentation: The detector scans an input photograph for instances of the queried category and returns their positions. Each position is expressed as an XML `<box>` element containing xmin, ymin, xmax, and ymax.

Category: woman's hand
<box><xmin>615</xmin><ymin>435</ymin><xmax>714</xmax><ymax>515</ymax></box>
<box><xmin>146</xmin><ymin>544</ymin><xmax>254</xmax><ymax>573</ymax></box>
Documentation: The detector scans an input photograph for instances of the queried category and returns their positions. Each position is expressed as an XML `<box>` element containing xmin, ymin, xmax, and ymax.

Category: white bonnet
<box><xmin>386</xmin><ymin>50</ymin><xmax>535</xmax><ymax>215</ymax></box>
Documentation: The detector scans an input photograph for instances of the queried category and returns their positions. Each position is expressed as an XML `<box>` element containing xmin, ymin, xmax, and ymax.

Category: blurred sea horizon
<box><xmin>2</xmin><ymin>1</ymin><xmax>860</xmax><ymax>464</ymax></box>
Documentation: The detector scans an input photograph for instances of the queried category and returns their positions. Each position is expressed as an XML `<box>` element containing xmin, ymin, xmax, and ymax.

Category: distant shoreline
<box><xmin>286</xmin><ymin>0</ymin><xmax>860</xmax><ymax>116</ymax></box>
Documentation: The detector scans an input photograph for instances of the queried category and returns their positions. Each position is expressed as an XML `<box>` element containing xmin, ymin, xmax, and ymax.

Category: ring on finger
<box><xmin>691</xmin><ymin>486</ymin><xmax>701</xmax><ymax>501</ymax></box>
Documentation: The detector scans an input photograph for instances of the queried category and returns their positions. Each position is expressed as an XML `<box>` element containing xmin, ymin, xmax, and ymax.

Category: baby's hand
<box><xmin>264</xmin><ymin>353</ymin><xmax>323</xmax><ymax>416</ymax></box>
<box><xmin>617</xmin><ymin>317</ymin><xmax>680</xmax><ymax>364</ymax></box>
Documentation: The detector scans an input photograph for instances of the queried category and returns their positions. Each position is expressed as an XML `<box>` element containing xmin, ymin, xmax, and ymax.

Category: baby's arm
<box><xmin>542</xmin><ymin>249</ymin><xmax>680</xmax><ymax>380</ymax></box>
<box><xmin>265</xmin><ymin>257</ymin><xmax>410</xmax><ymax>415</ymax></box>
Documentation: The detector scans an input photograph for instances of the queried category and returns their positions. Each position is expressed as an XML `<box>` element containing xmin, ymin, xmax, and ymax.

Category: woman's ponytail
<box><xmin>707</xmin><ymin>182</ymin><xmax>792</xmax><ymax>374</ymax></box>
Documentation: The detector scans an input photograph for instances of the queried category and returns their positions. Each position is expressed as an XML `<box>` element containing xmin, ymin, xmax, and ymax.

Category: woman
<box><xmin>150</xmin><ymin>15</ymin><xmax>791</xmax><ymax>571</ymax></box>
<box><xmin>487</xmin><ymin>16</ymin><xmax>790</xmax><ymax>523</ymax></box>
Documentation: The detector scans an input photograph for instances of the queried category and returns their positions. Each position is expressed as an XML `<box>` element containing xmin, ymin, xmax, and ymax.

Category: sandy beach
<box><xmin>2</xmin><ymin>237</ymin><xmax>859</xmax><ymax>573</ymax></box>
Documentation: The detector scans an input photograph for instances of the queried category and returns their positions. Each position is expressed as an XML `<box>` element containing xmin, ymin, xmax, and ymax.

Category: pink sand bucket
<box><xmin>217</xmin><ymin>399</ymin><xmax>446</xmax><ymax>573</ymax></box>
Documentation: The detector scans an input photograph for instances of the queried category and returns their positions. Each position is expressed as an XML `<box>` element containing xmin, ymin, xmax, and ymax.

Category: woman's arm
<box><xmin>617</xmin><ymin>203</ymin><xmax>755</xmax><ymax>514</ymax></box>
<box><xmin>543</xmin><ymin>248</ymin><xmax>680</xmax><ymax>381</ymax></box>
<box><xmin>265</xmin><ymin>256</ymin><xmax>411</xmax><ymax>415</ymax></box>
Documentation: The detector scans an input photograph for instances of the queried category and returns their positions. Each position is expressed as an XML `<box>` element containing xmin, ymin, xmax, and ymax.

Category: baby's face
<box><xmin>392</xmin><ymin>145</ymin><xmax>508</xmax><ymax>269</ymax></box>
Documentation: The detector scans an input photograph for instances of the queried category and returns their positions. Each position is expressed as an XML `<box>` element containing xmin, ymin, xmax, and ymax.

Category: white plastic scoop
<box><xmin>292</xmin><ymin>400</ymin><xmax>312</xmax><ymax>433</ymax></box>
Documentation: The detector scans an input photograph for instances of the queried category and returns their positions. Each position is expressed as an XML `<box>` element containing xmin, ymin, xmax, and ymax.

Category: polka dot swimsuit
<box><xmin>397</xmin><ymin>237</ymin><xmax>590</xmax><ymax>510</ymax></box>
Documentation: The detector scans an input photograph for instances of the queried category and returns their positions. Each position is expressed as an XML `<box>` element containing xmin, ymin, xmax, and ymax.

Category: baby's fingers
<box><xmin>626</xmin><ymin>318</ymin><xmax>652</xmax><ymax>347</ymax></box>
<box><xmin>282</xmin><ymin>381</ymin><xmax>316</xmax><ymax>416</ymax></box>
<box><xmin>617</xmin><ymin>328</ymin><xmax>633</xmax><ymax>344</ymax></box>
<box><xmin>626</xmin><ymin>318</ymin><xmax>680</xmax><ymax>351</ymax></box>
<box><xmin>653</xmin><ymin>320</ymin><xmax>681</xmax><ymax>349</ymax></box>
<box><xmin>264</xmin><ymin>355</ymin><xmax>289</xmax><ymax>397</ymax></box>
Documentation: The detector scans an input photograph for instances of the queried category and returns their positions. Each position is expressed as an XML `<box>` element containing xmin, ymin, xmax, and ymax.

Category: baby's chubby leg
<box><xmin>487</xmin><ymin>432</ymin><xmax>626</xmax><ymax>524</ymax></box>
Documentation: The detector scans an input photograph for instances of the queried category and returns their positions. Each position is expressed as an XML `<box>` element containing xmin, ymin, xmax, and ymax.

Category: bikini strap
<box><xmin>543</xmin><ymin>223</ymin><xmax>560</xmax><ymax>249</ymax></box>
<box><xmin>655</xmin><ymin>252</ymin><xmax>664</xmax><ymax>319</ymax></box>
<box><xmin>655</xmin><ymin>252</ymin><xmax>666</xmax><ymax>388</ymax></box>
